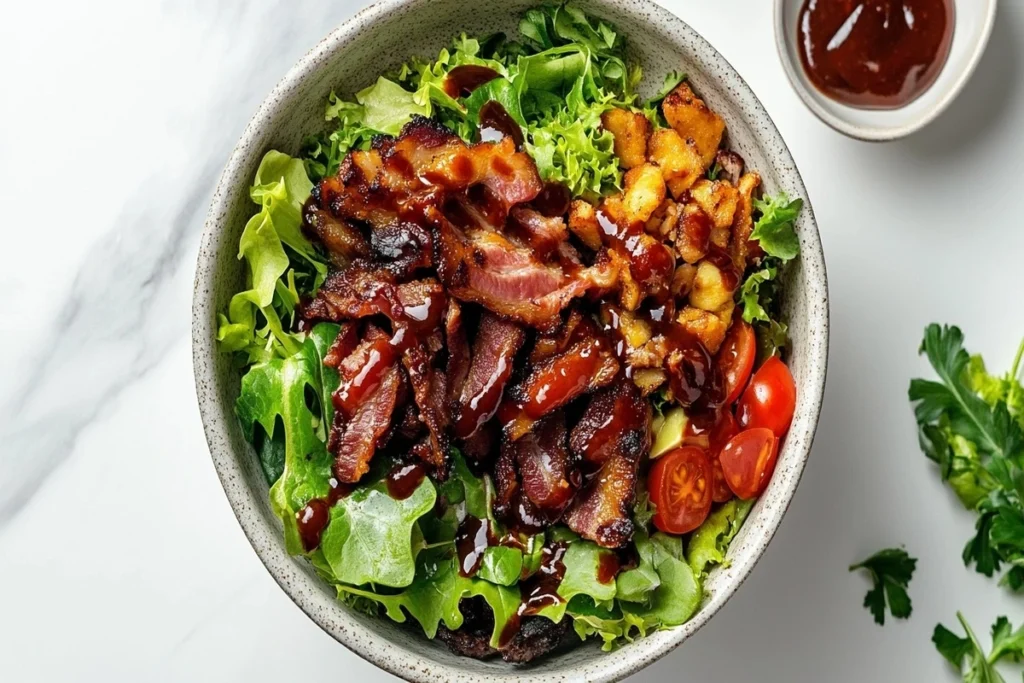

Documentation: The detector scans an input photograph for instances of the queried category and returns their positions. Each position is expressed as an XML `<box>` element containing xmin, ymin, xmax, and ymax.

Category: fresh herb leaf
<box><xmin>910</xmin><ymin>325</ymin><xmax>1024</xmax><ymax>587</ymax></box>
<box><xmin>848</xmin><ymin>548</ymin><xmax>917</xmax><ymax>625</ymax></box>
<box><xmin>478</xmin><ymin>546</ymin><xmax>524</xmax><ymax>586</ymax></box>
<box><xmin>933</xmin><ymin>612</ymin><xmax>1024</xmax><ymax>683</ymax></box>
<box><xmin>750</xmin><ymin>193</ymin><xmax>802</xmax><ymax>261</ymax></box>
<box><xmin>320</xmin><ymin>477</ymin><xmax>436</xmax><ymax>588</ymax></box>
<box><xmin>687</xmin><ymin>498</ymin><xmax>754</xmax><ymax>580</ymax></box>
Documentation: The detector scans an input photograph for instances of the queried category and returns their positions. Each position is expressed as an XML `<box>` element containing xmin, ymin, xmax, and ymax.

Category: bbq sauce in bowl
<box><xmin>797</xmin><ymin>0</ymin><xmax>955</xmax><ymax>109</ymax></box>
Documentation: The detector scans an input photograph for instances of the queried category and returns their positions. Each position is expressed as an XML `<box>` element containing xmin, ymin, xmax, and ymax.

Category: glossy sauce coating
<box><xmin>385</xmin><ymin>462</ymin><xmax>426</xmax><ymax>500</ymax></box>
<box><xmin>798</xmin><ymin>0</ymin><xmax>955</xmax><ymax>108</ymax></box>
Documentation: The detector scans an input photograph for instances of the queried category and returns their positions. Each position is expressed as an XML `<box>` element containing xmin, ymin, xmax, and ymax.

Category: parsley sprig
<box><xmin>849</xmin><ymin>548</ymin><xmax>917</xmax><ymax>625</ymax></box>
<box><xmin>934</xmin><ymin>612</ymin><xmax>1024</xmax><ymax>683</ymax></box>
<box><xmin>909</xmin><ymin>325</ymin><xmax>1024</xmax><ymax>589</ymax></box>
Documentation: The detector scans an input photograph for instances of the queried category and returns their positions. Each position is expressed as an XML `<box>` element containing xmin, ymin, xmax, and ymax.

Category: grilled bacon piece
<box><xmin>564</xmin><ymin>383</ymin><xmax>651</xmax><ymax>548</ymax></box>
<box><xmin>453</xmin><ymin>312</ymin><xmax>525</xmax><ymax>439</ymax></box>
<box><xmin>508</xmin><ymin>206</ymin><xmax>568</xmax><ymax>260</ymax></box>
<box><xmin>401</xmin><ymin>342</ymin><xmax>450</xmax><ymax>477</ymax></box>
<box><xmin>501</xmin><ymin>319</ymin><xmax>619</xmax><ymax>440</ymax></box>
<box><xmin>433</xmin><ymin>210</ymin><xmax>620</xmax><ymax>329</ymax></box>
<box><xmin>329</xmin><ymin>359</ymin><xmax>402</xmax><ymax>483</ymax></box>
<box><xmin>302</xmin><ymin>203</ymin><xmax>370</xmax><ymax>266</ymax></box>
<box><xmin>302</xmin><ymin>266</ymin><xmax>447</xmax><ymax>332</ymax></box>
<box><xmin>494</xmin><ymin>413</ymin><xmax>575</xmax><ymax>531</ymax></box>
<box><xmin>370</xmin><ymin>220</ymin><xmax>433</xmax><ymax>278</ymax></box>
<box><xmin>570</xmin><ymin>383</ymin><xmax>651</xmax><ymax>465</ymax></box>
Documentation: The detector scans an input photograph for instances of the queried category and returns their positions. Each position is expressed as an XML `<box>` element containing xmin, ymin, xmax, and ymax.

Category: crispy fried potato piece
<box><xmin>602</xmin><ymin>108</ymin><xmax>651</xmax><ymax>169</ymax></box>
<box><xmin>676</xmin><ymin>203</ymin><xmax>711</xmax><ymax>264</ymax></box>
<box><xmin>632</xmin><ymin>368</ymin><xmax>667</xmax><ymax>396</ymax></box>
<box><xmin>647</xmin><ymin>128</ymin><xmax>705</xmax><ymax>198</ymax></box>
<box><xmin>623</xmin><ymin>164</ymin><xmax>666</xmax><ymax>224</ymax></box>
<box><xmin>690</xmin><ymin>260</ymin><xmax>733</xmax><ymax>312</ymax></box>
<box><xmin>671</xmin><ymin>263</ymin><xmax>697</xmax><ymax>297</ymax></box>
<box><xmin>568</xmin><ymin>199</ymin><xmax>603</xmax><ymax>251</ymax></box>
<box><xmin>730</xmin><ymin>172</ymin><xmax>762</xmax><ymax>267</ymax></box>
<box><xmin>645</xmin><ymin>198</ymin><xmax>680</xmax><ymax>240</ymax></box>
<box><xmin>689</xmin><ymin>179</ymin><xmax>740</xmax><ymax>247</ymax></box>
<box><xmin>662</xmin><ymin>83</ymin><xmax>725</xmax><ymax>167</ymax></box>
<box><xmin>676</xmin><ymin>305</ymin><xmax>730</xmax><ymax>354</ymax></box>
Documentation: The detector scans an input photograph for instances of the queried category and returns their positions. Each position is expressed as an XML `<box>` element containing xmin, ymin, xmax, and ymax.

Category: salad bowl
<box><xmin>192</xmin><ymin>0</ymin><xmax>829</xmax><ymax>680</ymax></box>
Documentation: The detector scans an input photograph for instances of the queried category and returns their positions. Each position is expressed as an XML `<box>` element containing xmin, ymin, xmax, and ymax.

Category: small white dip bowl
<box><xmin>775</xmin><ymin>0</ymin><xmax>997</xmax><ymax>141</ymax></box>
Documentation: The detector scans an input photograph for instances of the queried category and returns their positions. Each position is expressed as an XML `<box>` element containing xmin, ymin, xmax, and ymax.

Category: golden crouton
<box><xmin>729</xmin><ymin>172</ymin><xmax>762</xmax><ymax>267</ymax></box>
<box><xmin>602</xmin><ymin>108</ymin><xmax>651</xmax><ymax>169</ymax></box>
<box><xmin>676</xmin><ymin>305</ymin><xmax>730</xmax><ymax>354</ymax></box>
<box><xmin>689</xmin><ymin>179</ymin><xmax>739</xmax><ymax>233</ymax></box>
<box><xmin>623</xmin><ymin>164</ymin><xmax>666</xmax><ymax>224</ymax></box>
<box><xmin>646</xmin><ymin>199</ymin><xmax>681</xmax><ymax>240</ymax></box>
<box><xmin>690</xmin><ymin>260</ymin><xmax>734</xmax><ymax>312</ymax></box>
<box><xmin>647</xmin><ymin>128</ymin><xmax>704</xmax><ymax>198</ymax></box>
<box><xmin>607</xmin><ymin>249</ymin><xmax>642</xmax><ymax>311</ymax></box>
<box><xmin>633</xmin><ymin>368</ymin><xmax>667</xmax><ymax>396</ymax></box>
<box><xmin>671</xmin><ymin>263</ymin><xmax>698</xmax><ymax>297</ymax></box>
<box><xmin>662</xmin><ymin>82</ymin><xmax>725</xmax><ymax>167</ymax></box>
<box><xmin>568</xmin><ymin>199</ymin><xmax>604</xmax><ymax>251</ymax></box>
<box><xmin>676</xmin><ymin>203</ymin><xmax>712</xmax><ymax>264</ymax></box>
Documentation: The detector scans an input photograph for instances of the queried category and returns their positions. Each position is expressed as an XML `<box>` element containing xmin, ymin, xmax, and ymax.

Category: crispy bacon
<box><xmin>454</xmin><ymin>312</ymin><xmax>525</xmax><ymax>439</ymax></box>
<box><xmin>370</xmin><ymin>221</ymin><xmax>433</xmax><ymax>278</ymax></box>
<box><xmin>501</xmin><ymin>319</ymin><xmax>619</xmax><ymax>440</ymax></box>
<box><xmin>564</xmin><ymin>451</ymin><xmax>638</xmax><ymax>548</ymax></box>
<box><xmin>433</xmin><ymin>212</ymin><xmax>618</xmax><ymax>329</ymax></box>
<box><xmin>515</xmin><ymin>413</ymin><xmax>575</xmax><ymax>514</ymax></box>
<box><xmin>330</xmin><ymin>360</ymin><xmax>402</xmax><ymax>483</ymax></box>
<box><xmin>322</xmin><ymin>322</ymin><xmax>360</xmax><ymax>369</ymax></box>
<box><xmin>302</xmin><ymin>203</ymin><xmax>370</xmax><ymax>266</ymax></box>
<box><xmin>401</xmin><ymin>343</ymin><xmax>450</xmax><ymax>477</ymax></box>
<box><xmin>493</xmin><ymin>415</ymin><xmax>574</xmax><ymax>532</ymax></box>
<box><xmin>444</xmin><ymin>300</ymin><xmax>471</xmax><ymax>406</ymax></box>
<box><xmin>564</xmin><ymin>383</ymin><xmax>650</xmax><ymax>548</ymax></box>
<box><xmin>302</xmin><ymin>267</ymin><xmax>446</xmax><ymax>330</ymax></box>
<box><xmin>508</xmin><ymin>206</ymin><xmax>568</xmax><ymax>260</ymax></box>
<box><xmin>570</xmin><ymin>383</ymin><xmax>651</xmax><ymax>465</ymax></box>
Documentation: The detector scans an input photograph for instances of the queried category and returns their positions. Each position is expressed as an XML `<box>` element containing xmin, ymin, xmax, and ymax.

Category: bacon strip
<box><xmin>454</xmin><ymin>312</ymin><xmax>525</xmax><ymax>439</ymax></box>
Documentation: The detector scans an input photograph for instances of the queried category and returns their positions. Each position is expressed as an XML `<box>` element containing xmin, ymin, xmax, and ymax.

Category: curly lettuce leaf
<box><xmin>750</xmin><ymin>193</ymin><xmax>802</xmax><ymax>261</ymax></box>
<box><xmin>687</xmin><ymin>498</ymin><xmax>755</xmax><ymax>580</ymax></box>
<box><xmin>217</xmin><ymin>151</ymin><xmax>326</xmax><ymax>363</ymax></box>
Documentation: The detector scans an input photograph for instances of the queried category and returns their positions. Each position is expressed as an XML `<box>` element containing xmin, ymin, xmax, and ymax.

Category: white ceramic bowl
<box><xmin>775</xmin><ymin>0</ymin><xmax>997</xmax><ymax>141</ymax></box>
<box><xmin>192</xmin><ymin>1</ymin><xmax>829</xmax><ymax>680</ymax></box>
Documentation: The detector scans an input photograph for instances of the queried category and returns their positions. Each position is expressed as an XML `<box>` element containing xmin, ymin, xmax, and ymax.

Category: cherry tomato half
<box><xmin>718</xmin><ymin>320</ymin><xmax>756</xmax><ymax>406</ymax></box>
<box><xmin>649</xmin><ymin>446</ymin><xmax>714</xmax><ymax>534</ymax></box>
<box><xmin>708</xmin><ymin>410</ymin><xmax>740</xmax><ymax>503</ymax></box>
<box><xmin>736</xmin><ymin>356</ymin><xmax>796</xmax><ymax>437</ymax></box>
<box><xmin>719</xmin><ymin>428</ymin><xmax>779</xmax><ymax>499</ymax></box>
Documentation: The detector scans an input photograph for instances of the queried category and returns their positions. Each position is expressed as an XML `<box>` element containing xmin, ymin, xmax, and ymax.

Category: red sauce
<box><xmin>477</xmin><ymin>100</ymin><xmax>525</xmax><ymax>150</ymax></box>
<box><xmin>455</xmin><ymin>516</ymin><xmax>492</xmax><ymax>577</ymax></box>
<box><xmin>519</xmin><ymin>543</ymin><xmax>569</xmax><ymax>615</ymax></box>
<box><xmin>596</xmin><ymin>208</ymin><xmax>673</xmax><ymax>299</ymax></box>
<box><xmin>443</xmin><ymin>65</ymin><xmax>501</xmax><ymax>98</ymax></box>
<box><xmin>385</xmin><ymin>462</ymin><xmax>426</xmax><ymax>500</ymax></box>
<box><xmin>296</xmin><ymin>478</ymin><xmax>353</xmax><ymax>552</ymax></box>
<box><xmin>797</xmin><ymin>0</ymin><xmax>955</xmax><ymax>109</ymax></box>
<box><xmin>660</xmin><ymin>321</ymin><xmax>725</xmax><ymax>411</ymax></box>
<box><xmin>596</xmin><ymin>552</ymin><xmax>621</xmax><ymax>584</ymax></box>
<box><xmin>683</xmin><ymin>407</ymin><xmax>718</xmax><ymax>449</ymax></box>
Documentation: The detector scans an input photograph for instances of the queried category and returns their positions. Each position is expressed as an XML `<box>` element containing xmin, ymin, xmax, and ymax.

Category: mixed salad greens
<box><xmin>217</xmin><ymin>2</ymin><xmax>802</xmax><ymax>658</ymax></box>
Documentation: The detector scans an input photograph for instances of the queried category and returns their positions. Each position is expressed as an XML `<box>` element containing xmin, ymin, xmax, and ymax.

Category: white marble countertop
<box><xmin>2</xmin><ymin>1</ymin><xmax>1023</xmax><ymax>681</ymax></box>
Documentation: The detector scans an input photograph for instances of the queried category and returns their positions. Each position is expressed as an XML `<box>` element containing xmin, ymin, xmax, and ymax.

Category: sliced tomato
<box><xmin>708</xmin><ymin>410</ymin><xmax>739</xmax><ymax>502</ymax></box>
<box><xmin>718</xmin><ymin>320</ymin><xmax>756</xmax><ymax>406</ymax></box>
<box><xmin>736</xmin><ymin>356</ymin><xmax>796</xmax><ymax>437</ymax></box>
<box><xmin>648</xmin><ymin>446</ymin><xmax>714</xmax><ymax>534</ymax></box>
<box><xmin>719</xmin><ymin>428</ymin><xmax>779</xmax><ymax>499</ymax></box>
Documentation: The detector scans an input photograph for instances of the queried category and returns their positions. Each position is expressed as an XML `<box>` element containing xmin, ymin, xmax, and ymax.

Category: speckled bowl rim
<box><xmin>773</xmin><ymin>0</ymin><xmax>998</xmax><ymax>142</ymax></box>
<box><xmin>192</xmin><ymin>1</ymin><xmax>829</xmax><ymax>681</ymax></box>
